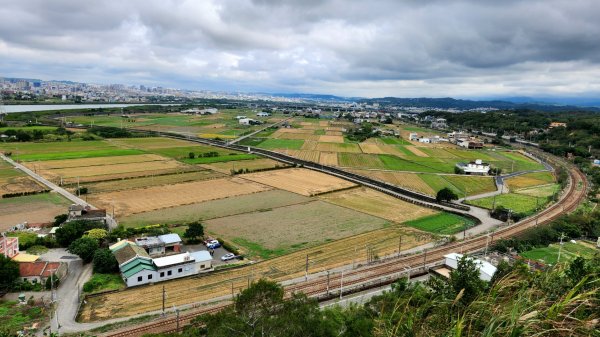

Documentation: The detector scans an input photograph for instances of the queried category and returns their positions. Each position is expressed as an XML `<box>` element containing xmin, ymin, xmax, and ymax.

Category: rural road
<box><xmin>0</xmin><ymin>154</ymin><xmax>117</xmax><ymax>228</ymax></box>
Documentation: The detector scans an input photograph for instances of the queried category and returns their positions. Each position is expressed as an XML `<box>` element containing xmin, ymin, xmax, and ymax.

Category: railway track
<box><xmin>104</xmin><ymin>163</ymin><xmax>586</xmax><ymax>337</ymax></box>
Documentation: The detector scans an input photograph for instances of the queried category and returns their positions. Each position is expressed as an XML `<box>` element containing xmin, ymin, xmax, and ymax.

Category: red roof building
<box><xmin>19</xmin><ymin>261</ymin><xmax>66</xmax><ymax>284</ymax></box>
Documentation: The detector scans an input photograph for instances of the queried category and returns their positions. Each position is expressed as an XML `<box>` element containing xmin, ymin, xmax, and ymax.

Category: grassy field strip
<box><xmin>513</xmin><ymin>184</ymin><xmax>560</xmax><ymax>198</ymax></box>
<box><xmin>315</xmin><ymin>142</ymin><xmax>362</xmax><ymax>153</ymax></box>
<box><xmin>38</xmin><ymin>160</ymin><xmax>186</xmax><ymax>179</ymax></box>
<box><xmin>403</xmin><ymin>212</ymin><xmax>475</xmax><ymax>235</ymax></box>
<box><xmin>120</xmin><ymin>190</ymin><xmax>311</xmax><ymax>227</ymax></box>
<box><xmin>520</xmin><ymin>241</ymin><xmax>597</xmax><ymax>265</ymax></box>
<box><xmin>466</xmin><ymin>193</ymin><xmax>547</xmax><ymax>214</ymax></box>
<box><xmin>23</xmin><ymin>154</ymin><xmax>169</xmax><ymax>169</ymax></box>
<box><xmin>108</xmin><ymin>137</ymin><xmax>198</xmax><ymax>150</ymax></box>
<box><xmin>404</xmin><ymin>145</ymin><xmax>429</xmax><ymax>157</ymax></box>
<box><xmin>257</xmin><ymin>138</ymin><xmax>305</xmax><ymax>150</ymax></box>
<box><xmin>83</xmin><ymin>170</ymin><xmax>226</xmax><ymax>193</ymax></box>
<box><xmin>505</xmin><ymin>171</ymin><xmax>555</xmax><ymax>189</ymax></box>
<box><xmin>79</xmin><ymin>226</ymin><xmax>431</xmax><ymax>322</ymax></box>
<box><xmin>200</xmin><ymin>158</ymin><xmax>287</xmax><ymax>174</ymax></box>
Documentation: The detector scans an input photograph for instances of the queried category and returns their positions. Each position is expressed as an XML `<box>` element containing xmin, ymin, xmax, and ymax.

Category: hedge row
<box><xmin>2</xmin><ymin>189</ymin><xmax>50</xmax><ymax>199</ymax></box>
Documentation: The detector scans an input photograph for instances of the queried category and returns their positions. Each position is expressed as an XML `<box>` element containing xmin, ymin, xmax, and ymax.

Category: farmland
<box><xmin>80</xmin><ymin>225</ymin><xmax>432</xmax><ymax>321</ymax></box>
<box><xmin>88</xmin><ymin>177</ymin><xmax>272</xmax><ymax>217</ymax></box>
<box><xmin>320</xmin><ymin>187</ymin><xmax>437</xmax><ymax>223</ymax></box>
<box><xmin>241</xmin><ymin>168</ymin><xmax>356</xmax><ymax>196</ymax></box>
<box><xmin>0</xmin><ymin>160</ymin><xmax>45</xmax><ymax>197</ymax></box>
<box><xmin>201</xmin><ymin>158</ymin><xmax>287</xmax><ymax>174</ymax></box>
<box><xmin>506</xmin><ymin>171</ymin><xmax>555</xmax><ymax>190</ymax></box>
<box><xmin>466</xmin><ymin>193</ymin><xmax>547</xmax><ymax>215</ymax></box>
<box><xmin>0</xmin><ymin>193</ymin><xmax>71</xmax><ymax>231</ymax></box>
<box><xmin>120</xmin><ymin>190</ymin><xmax>310</xmax><ymax>227</ymax></box>
<box><xmin>520</xmin><ymin>241</ymin><xmax>598</xmax><ymax>265</ymax></box>
<box><xmin>204</xmin><ymin>200</ymin><xmax>390</xmax><ymax>258</ymax></box>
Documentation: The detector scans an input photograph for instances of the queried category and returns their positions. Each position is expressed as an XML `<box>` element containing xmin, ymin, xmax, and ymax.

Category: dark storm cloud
<box><xmin>0</xmin><ymin>0</ymin><xmax>599</xmax><ymax>97</ymax></box>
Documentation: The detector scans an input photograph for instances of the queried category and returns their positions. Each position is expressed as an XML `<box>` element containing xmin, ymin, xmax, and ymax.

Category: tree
<box><xmin>85</xmin><ymin>228</ymin><xmax>108</xmax><ymax>241</ymax></box>
<box><xmin>188</xmin><ymin>152</ymin><xmax>195</xmax><ymax>159</ymax></box>
<box><xmin>55</xmin><ymin>220</ymin><xmax>105</xmax><ymax>247</ymax></box>
<box><xmin>448</xmin><ymin>256</ymin><xmax>487</xmax><ymax>305</ymax></box>
<box><xmin>68</xmin><ymin>237</ymin><xmax>99</xmax><ymax>263</ymax></box>
<box><xmin>436</xmin><ymin>187</ymin><xmax>458</xmax><ymax>202</ymax></box>
<box><xmin>0</xmin><ymin>255</ymin><xmax>19</xmax><ymax>291</ymax></box>
<box><xmin>196</xmin><ymin>279</ymin><xmax>330</xmax><ymax>337</ymax></box>
<box><xmin>184</xmin><ymin>221</ymin><xmax>204</xmax><ymax>243</ymax></box>
<box><xmin>93</xmin><ymin>248</ymin><xmax>119</xmax><ymax>273</ymax></box>
<box><xmin>53</xmin><ymin>213</ymin><xmax>68</xmax><ymax>226</ymax></box>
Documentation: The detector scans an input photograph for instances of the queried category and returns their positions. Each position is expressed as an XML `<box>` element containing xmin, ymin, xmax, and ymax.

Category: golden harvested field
<box><xmin>320</xmin><ymin>187</ymin><xmax>438</xmax><ymax>223</ymax></box>
<box><xmin>378</xmin><ymin>144</ymin><xmax>408</xmax><ymax>158</ymax></box>
<box><xmin>88</xmin><ymin>177</ymin><xmax>271</xmax><ymax>217</ymax></box>
<box><xmin>301</xmin><ymin>141</ymin><xmax>318</xmax><ymax>150</ymax></box>
<box><xmin>325</xmin><ymin>131</ymin><xmax>343</xmax><ymax>136</ymax></box>
<box><xmin>201</xmin><ymin>158</ymin><xmax>286</xmax><ymax>174</ymax></box>
<box><xmin>348</xmin><ymin>169</ymin><xmax>435</xmax><ymax>195</ymax></box>
<box><xmin>283</xmin><ymin>150</ymin><xmax>320</xmax><ymax>162</ymax></box>
<box><xmin>37</xmin><ymin>159</ymin><xmax>185</xmax><ymax>179</ymax></box>
<box><xmin>205</xmin><ymin>200</ymin><xmax>389</xmax><ymax>251</ymax></box>
<box><xmin>80</xmin><ymin>225</ymin><xmax>431</xmax><ymax>322</ymax></box>
<box><xmin>0</xmin><ymin>193</ymin><xmax>71</xmax><ymax>231</ymax></box>
<box><xmin>318</xmin><ymin>121</ymin><xmax>329</xmax><ymax>126</ymax></box>
<box><xmin>405</xmin><ymin>145</ymin><xmax>429</xmax><ymax>157</ymax></box>
<box><xmin>0</xmin><ymin>176</ymin><xmax>45</xmax><ymax>196</ymax></box>
<box><xmin>278</xmin><ymin>132</ymin><xmax>319</xmax><ymax>140</ymax></box>
<box><xmin>198</xmin><ymin>133</ymin><xmax>236</xmax><ymax>139</ymax></box>
<box><xmin>315</xmin><ymin>142</ymin><xmax>362</xmax><ymax>153</ymax></box>
<box><xmin>326</xmin><ymin>126</ymin><xmax>345</xmax><ymax>132</ymax></box>
<box><xmin>319</xmin><ymin>152</ymin><xmax>339</xmax><ymax>166</ymax></box>
<box><xmin>359</xmin><ymin>143</ymin><xmax>387</xmax><ymax>154</ymax></box>
<box><xmin>318</xmin><ymin>135</ymin><xmax>344</xmax><ymax>143</ymax></box>
<box><xmin>506</xmin><ymin>172</ymin><xmax>555</xmax><ymax>190</ymax></box>
<box><xmin>274</xmin><ymin>128</ymin><xmax>314</xmax><ymax>135</ymax></box>
<box><xmin>26</xmin><ymin>154</ymin><xmax>167</xmax><ymax>170</ymax></box>
<box><xmin>108</xmin><ymin>137</ymin><xmax>195</xmax><ymax>150</ymax></box>
<box><xmin>82</xmin><ymin>170</ymin><xmax>225</xmax><ymax>193</ymax></box>
<box><xmin>241</xmin><ymin>168</ymin><xmax>356</xmax><ymax>196</ymax></box>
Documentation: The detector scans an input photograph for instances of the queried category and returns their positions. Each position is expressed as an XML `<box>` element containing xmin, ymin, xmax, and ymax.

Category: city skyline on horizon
<box><xmin>1</xmin><ymin>1</ymin><xmax>599</xmax><ymax>99</ymax></box>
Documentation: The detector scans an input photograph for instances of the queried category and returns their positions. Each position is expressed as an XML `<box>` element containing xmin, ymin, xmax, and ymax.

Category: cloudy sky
<box><xmin>1</xmin><ymin>0</ymin><xmax>599</xmax><ymax>98</ymax></box>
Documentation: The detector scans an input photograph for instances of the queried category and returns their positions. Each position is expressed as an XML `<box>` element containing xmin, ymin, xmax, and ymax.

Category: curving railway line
<box><xmin>103</xmin><ymin>152</ymin><xmax>587</xmax><ymax>337</ymax></box>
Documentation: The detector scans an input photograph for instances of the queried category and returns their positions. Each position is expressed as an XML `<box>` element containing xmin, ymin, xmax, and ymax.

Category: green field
<box><xmin>0</xmin><ymin>192</ymin><xmax>69</xmax><ymax>206</ymax></box>
<box><xmin>0</xmin><ymin>126</ymin><xmax>57</xmax><ymax>132</ymax></box>
<box><xmin>257</xmin><ymin>138</ymin><xmax>305</xmax><ymax>150</ymax></box>
<box><xmin>0</xmin><ymin>300</ymin><xmax>46</xmax><ymax>334</ymax></box>
<box><xmin>520</xmin><ymin>242</ymin><xmax>598</xmax><ymax>265</ymax></box>
<box><xmin>403</xmin><ymin>212</ymin><xmax>475</xmax><ymax>235</ymax></box>
<box><xmin>183</xmin><ymin>153</ymin><xmax>259</xmax><ymax>164</ymax></box>
<box><xmin>467</xmin><ymin>193</ymin><xmax>546</xmax><ymax>214</ymax></box>
<box><xmin>83</xmin><ymin>273</ymin><xmax>126</xmax><ymax>293</ymax></box>
<box><xmin>515</xmin><ymin>184</ymin><xmax>560</xmax><ymax>198</ymax></box>
<box><xmin>379</xmin><ymin>154</ymin><xmax>447</xmax><ymax>173</ymax></box>
<box><xmin>14</xmin><ymin>148</ymin><xmax>144</xmax><ymax>161</ymax></box>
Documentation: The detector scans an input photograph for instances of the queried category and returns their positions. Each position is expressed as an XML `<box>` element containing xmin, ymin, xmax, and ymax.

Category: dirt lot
<box><xmin>79</xmin><ymin>225</ymin><xmax>432</xmax><ymax>322</ymax></box>
<box><xmin>241</xmin><ymin>168</ymin><xmax>356</xmax><ymax>196</ymax></box>
<box><xmin>88</xmin><ymin>177</ymin><xmax>271</xmax><ymax>217</ymax></box>
<box><xmin>320</xmin><ymin>187</ymin><xmax>437</xmax><ymax>223</ymax></box>
<box><xmin>0</xmin><ymin>193</ymin><xmax>71</xmax><ymax>230</ymax></box>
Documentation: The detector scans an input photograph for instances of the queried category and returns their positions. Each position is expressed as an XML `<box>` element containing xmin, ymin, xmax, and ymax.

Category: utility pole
<box><xmin>557</xmin><ymin>233</ymin><xmax>566</xmax><ymax>263</ymax></box>
<box><xmin>535</xmin><ymin>197</ymin><xmax>540</xmax><ymax>226</ymax></box>
<box><xmin>176</xmin><ymin>308</ymin><xmax>180</xmax><ymax>333</ymax></box>
<box><xmin>162</xmin><ymin>285</ymin><xmax>166</xmax><ymax>315</ymax></box>
<box><xmin>423</xmin><ymin>249</ymin><xmax>427</xmax><ymax>268</ymax></box>
<box><xmin>77</xmin><ymin>176</ymin><xmax>80</xmax><ymax>197</ymax></box>
<box><xmin>305</xmin><ymin>254</ymin><xmax>309</xmax><ymax>281</ymax></box>
<box><xmin>326</xmin><ymin>271</ymin><xmax>330</xmax><ymax>295</ymax></box>
<box><xmin>398</xmin><ymin>235</ymin><xmax>402</xmax><ymax>256</ymax></box>
<box><xmin>339</xmin><ymin>271</ymin><xmax>344</xmax><ymax>300</ymax></box>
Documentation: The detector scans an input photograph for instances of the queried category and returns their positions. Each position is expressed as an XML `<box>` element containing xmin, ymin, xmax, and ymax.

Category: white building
<box><xmin>409</xmin><ymin>132</ymin><xmax>419</xmax><ymax>141</ymax></box>
<box><xmin>256</xmin><ymin>112</ymin><xmax>271</xmax><ymax>117</ymax></box>
<box><xmin>239</xmin><ymin>118</ymin><xmax>251</xmax><ymax>125</ymax></box>
<box><xmin>110</xmin><ymin>240</ymin><xmax>213</xmax><ymax>287</ymax></box>
<box><xmin>456</xmin><ymin>159</ymin><xmax>490</xmax><ymax>175</ymax></box>
<box><xmin>443</xmin><ymin>253</ymin><xmax>497</xmax><ymax>282</ymax></box>
<box><xmin>418</xmin><ymin>137</ymin><xmax>431</xmax><ymax>144</ymax></box>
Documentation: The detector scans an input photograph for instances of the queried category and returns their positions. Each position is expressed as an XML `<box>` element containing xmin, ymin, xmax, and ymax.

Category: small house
<box><xmin>456</xmin><ymin>159</ymin><xmax>490</xmax><ymax>175</ymax></box>
<box><xmin>441</xmin><ymin>253</ymin><xmax>497</xmax><ymax>282</ymax></box>
<box><xmin>19</xmin><ymin>261</ymin><xmax>67</xmax><ymax>285</ymax></box>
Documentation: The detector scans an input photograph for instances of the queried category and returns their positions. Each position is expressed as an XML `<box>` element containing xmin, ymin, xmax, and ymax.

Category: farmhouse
<box><xmin>437</xmin><ymin>253</ymin><xmax>497</xmax><ymax>281</ymax></box>
<box><xmin>110</xmin><ymin>240</ymin><xmax>212</xmax><ymax>287</ymax></box>
<box><xmin>456</xmin><ymin>159</ymin><xmax>490</xmax><ymax>175</ymax></box>
<box><xmin>458</xmin><ymin>140</ymin><xmax>484</xmax><ymax>149</ymax></box>
<box><xmin>19</xmin><ymin>261</ymin><xmax>67</xmax><ymax>284</ymax></box>
<box><xmin>1</xmin><ymin>235</ymin><xmax>19</xmax><ymax>258</ymax></box>
<box><xmin>67</xmin><ymin>204</ymin><xmax>108</xmax><ymax>224</ymax></box>
<box><xmin>447</xmin><ymin>131</ymin><xmax>469</xmax><ymax>144</ymax></box>
<box><xmin>256</xmin><ymin>112</ymin><xmax>271</xmax><ymax>117</ymax></box>
<box><xmin>409</xmin><ymin>133</ymin><xmax>419</xmax><ymax>141</ymax></box>
<box><xmin>431</xmin><ymin>118</ymin><xmax>448</xmax><ymax>129</ymax></box>
<box><xmin>134</xmin><ymin>233</ymin><xmax>182</xmax><ymax>257</ymax></box>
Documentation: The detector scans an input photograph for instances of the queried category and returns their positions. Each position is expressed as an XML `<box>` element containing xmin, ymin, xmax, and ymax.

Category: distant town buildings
<box><xmin>549</xmin><ymin>122</ymin><xmax>567</xmax><ymax>129</ymax></box>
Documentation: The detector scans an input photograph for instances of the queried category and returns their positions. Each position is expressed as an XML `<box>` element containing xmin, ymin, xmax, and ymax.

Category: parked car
<box><xmin>221</xmin><ymin>253</ymin><xmax>236</xmax><ymax>261</ymax></box>
<box><xmin>206</xmin><ymin>240</ymin><xmax>221</xmax><ymax>249</ymax></box>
